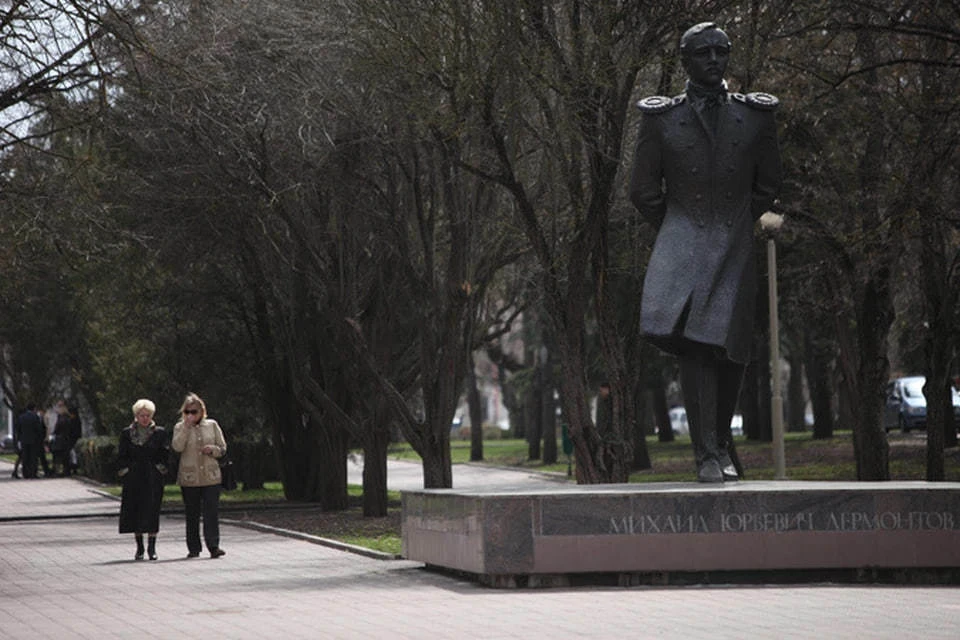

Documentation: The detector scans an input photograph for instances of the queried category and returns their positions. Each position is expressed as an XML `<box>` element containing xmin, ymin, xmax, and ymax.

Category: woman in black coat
<box><xmin>118</xmin><ymin>399</ymin><xmax>169</xmax><ymax>560</ymax></box>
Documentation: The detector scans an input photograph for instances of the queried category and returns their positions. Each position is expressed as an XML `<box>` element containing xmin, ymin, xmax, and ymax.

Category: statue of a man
<box><xmin>629</xmin><ymin>22</ymin><xmax>782</xmax><ymax>482</ymax></box>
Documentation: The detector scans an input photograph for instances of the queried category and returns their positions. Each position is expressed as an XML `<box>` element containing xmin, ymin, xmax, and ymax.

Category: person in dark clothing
<box><xmin>35</xmin><ymin>406</ymin><xmax>51</xmax><ymax>477</ymax></box>
<box><xmin>52</xmin><ymin>403</ymin><xmax>82</xmax><ymax>476</ymax></box>
<box><xmin>14</xmin><ymin>405</ymin><xmax>46</xmax><ymax>479</ymax></box>
<box><xmin>117</xmin><ymin>398</ymin><xmax>168</xmax><ymax>561</ymax></box>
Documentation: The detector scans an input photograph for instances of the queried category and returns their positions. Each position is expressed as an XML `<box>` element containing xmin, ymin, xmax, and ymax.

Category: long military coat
<box><xmin>629</xmin><ymin>90</ymin><xmax>782</xmax><ymax>364</ymax></box>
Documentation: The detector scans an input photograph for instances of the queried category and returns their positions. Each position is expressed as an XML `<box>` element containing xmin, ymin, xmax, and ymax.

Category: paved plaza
<box><xmin>1</xmin><ymin>458</ymin><xmax>958</xmax><ymax>639</ymax></box>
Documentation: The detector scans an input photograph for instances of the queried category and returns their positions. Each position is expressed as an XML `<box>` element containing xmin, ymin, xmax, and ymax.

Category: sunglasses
<box><xmin>183</xmin><ymin>409</ymin><xmax>199</xmax><ymax>415</ymax></box>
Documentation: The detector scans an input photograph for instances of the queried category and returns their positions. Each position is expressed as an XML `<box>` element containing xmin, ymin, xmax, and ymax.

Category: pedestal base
<box><xmin>401</xmin><ymin>481</ymin><xmax>960</xmax><ymax>587</ymax></box>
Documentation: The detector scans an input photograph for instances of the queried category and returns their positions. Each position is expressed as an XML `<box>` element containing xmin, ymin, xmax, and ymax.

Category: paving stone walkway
<box><xmin>1</xmin><ymin>459</ymin><xmax>957</xmax><ymax>639</ymax></box>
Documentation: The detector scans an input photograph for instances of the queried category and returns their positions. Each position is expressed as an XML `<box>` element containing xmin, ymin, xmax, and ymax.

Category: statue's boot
<box><xmin>681</xmin><ymin>351</ymin><xmax>723</xmax><ymax>483</ymax></box>
<box><xmin>716</xmin><ymin>360</ymin><xmax>746</xmax><ymax>481</ymax></box>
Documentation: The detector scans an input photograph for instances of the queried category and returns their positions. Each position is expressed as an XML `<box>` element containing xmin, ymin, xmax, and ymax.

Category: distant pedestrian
<box><xmin>11</xmin><ymin>430</ymin><xmax>21</xmax><ymax>479</ymax></box>
<box><xmin>35</xmin><ymin>406</ymin><xmax>52</xmax><ymax>478</ymax></box>
<box><xmin>118</xmin><ymin>399</ymin><xmax>169</xmax><ymax>561</ymax></box>
<box><xmin>51</xmin><ymin>403</ymin><xmax>82</xmax><ymax>476</ymax></box>
<box><xmin>171</xmin><ymin>393</ymin><xmax>227</xmax><ymax>559</ymax></box>
<box><xmin>14</xmin><ymin>404</ymin><xmax>46</xmax><ymax>479</ymax></box>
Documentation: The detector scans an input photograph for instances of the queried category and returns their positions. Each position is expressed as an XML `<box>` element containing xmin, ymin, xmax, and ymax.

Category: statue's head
<box><xmin>680</xmin><ymin>22</ymin><xmax>731</xmax><ymax>88</ymax></box>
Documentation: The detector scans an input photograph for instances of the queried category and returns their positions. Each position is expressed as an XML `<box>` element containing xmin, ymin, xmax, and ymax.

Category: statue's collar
<box><xmin>685</xmin><ymin>79</ymin><xmax>728</xmax><ymax>104</ymax></box>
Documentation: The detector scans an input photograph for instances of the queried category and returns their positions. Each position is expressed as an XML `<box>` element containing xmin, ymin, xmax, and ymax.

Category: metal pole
<box><xmin>767</xmin><ymin>237</ymin><xmax>787</xmax><ymax>480</ymax></box>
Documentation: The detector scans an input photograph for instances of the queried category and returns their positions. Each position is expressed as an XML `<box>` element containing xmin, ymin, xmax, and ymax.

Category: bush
<box><xmin>77</xmin><ymin>436</ymin><xmax>118</xmax><ymax>484</ymax></box>
<box><xmin>228</xmin><ymin>433</ymin><xmax>279</xmax><ymax>490</ymax></box>
<box><xmin>455</xmin><ymin>424</ymin><xmax>504</xmax><ymax>441</ymax></box>
<box><xmin>76</xmin><ymin>431</ymin><xmax>278</xmax><ymax>489</ymax></box>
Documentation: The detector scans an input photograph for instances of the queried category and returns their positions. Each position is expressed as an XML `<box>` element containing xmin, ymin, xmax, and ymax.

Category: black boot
<box><xmin>716</xmin><ymin>360</ymin><xmax>746</xmax><ymax>481</ymax></box>
<box><xmin>681</xmin><ymin>350</ymin><xmax>723</xmax><ymax>483</ymax></box>
<box><xmin>147</xmin><ymin>536</ymin><xmax>157</xmax><ymax>561</ymax></box>
<box><xmin>135</xmin><ymin>535</ymin><xmax>145</xmax><ymax>561</ymax></box>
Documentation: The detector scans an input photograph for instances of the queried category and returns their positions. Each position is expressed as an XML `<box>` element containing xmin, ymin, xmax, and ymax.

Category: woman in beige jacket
<box><xmin>171</xmin><ymin>393</ymin><xmax>227</xmax><ymax>558</ymax></box>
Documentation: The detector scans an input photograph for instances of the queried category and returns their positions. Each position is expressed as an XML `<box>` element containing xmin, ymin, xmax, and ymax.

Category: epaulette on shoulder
<box><xmin>732</xmin><ymin>91</ymin><xmax>779</xmax><ymax>110</ymax></box>
<box><xmin>637</xmin><ymin>94</ymin><xmax>685</xmax><ymax>114</ymax></box>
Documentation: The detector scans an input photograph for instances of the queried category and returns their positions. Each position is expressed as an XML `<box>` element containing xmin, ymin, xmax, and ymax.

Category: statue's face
<box><xmin>682</xmin><ymin>29</ymin><xmax>731</xmax><ymax>88</ymax></box>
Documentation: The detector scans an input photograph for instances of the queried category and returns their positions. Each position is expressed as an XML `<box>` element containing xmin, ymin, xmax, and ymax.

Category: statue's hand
<box><xmin>759</xmin><ymin>211</ymin><xmax>784</xmax><ymax>232</ymax></box>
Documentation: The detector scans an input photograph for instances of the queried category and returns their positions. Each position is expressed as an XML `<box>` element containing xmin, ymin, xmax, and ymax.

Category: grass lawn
<box><xmin>392</xmin><ymin>430</ymin><xmax>960</xmax><ymax>482</ymax></box>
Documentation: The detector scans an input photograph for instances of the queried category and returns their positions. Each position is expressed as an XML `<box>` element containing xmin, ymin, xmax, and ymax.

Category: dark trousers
<box><xmin>181</xmin><ymin>485</ymin><xmax>221</xmax><ymax>553</ymax></box>
<box><xmin>20</xmin><ymin>443</ymin><xmax>40</xmax><ymax>478</ymax></box>
<box><xmin>37</xmin><ymin>447</ymin><xmax>50</xmax><ymax>476</ymax></box>
<box><xmin>679</xmin><ymin>347</ymin><xmax>745</xmax><ymax>465</ymax></box>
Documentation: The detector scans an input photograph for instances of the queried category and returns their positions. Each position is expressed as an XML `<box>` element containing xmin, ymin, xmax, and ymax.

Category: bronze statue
<box><xmin>629</xmin><ymin>22</ymin><xmax>782</xmax><ymax>482</ymax></box>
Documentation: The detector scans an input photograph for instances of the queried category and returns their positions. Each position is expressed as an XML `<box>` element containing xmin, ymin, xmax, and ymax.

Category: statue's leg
<box><xmin>716</xmin><ymin>359</ymin><xmax>746</xmax><ymax>480</ymax></box>
<box><xmin>680</xmin><ymin>347</ymin><xmax>723</xmax><ymax>483</ymax></box>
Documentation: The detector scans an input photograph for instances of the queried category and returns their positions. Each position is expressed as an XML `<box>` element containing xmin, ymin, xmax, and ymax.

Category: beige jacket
<box><xmin>171</xmin><ymin>418</ymin><xmax>227</xmax><ymax>487</ymax></box>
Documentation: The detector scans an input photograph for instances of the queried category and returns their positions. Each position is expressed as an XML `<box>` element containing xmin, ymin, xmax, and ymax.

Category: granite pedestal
<box><xmin>401</xmin><ymin>481</ymin><xmax>960</xmax><ymax>587</ymax></box>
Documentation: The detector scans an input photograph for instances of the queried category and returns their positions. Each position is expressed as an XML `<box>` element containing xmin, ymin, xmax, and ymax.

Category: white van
<box><xmin>883</xmin><ymin>375</ymin><xmax>960</xmax><ymax>433</ymax></box>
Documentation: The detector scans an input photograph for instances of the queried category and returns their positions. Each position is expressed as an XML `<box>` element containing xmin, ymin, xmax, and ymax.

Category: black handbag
<box><xmin>219</xmin><ymin>452</ymin><xmax>238</xmax><ymax>491</ymax></box>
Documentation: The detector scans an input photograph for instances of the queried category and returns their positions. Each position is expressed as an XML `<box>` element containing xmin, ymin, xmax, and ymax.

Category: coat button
<box><xmin>726</xmin><ymin>220</ymin><xmax>733</xmax><ymax>227</ymax></box>
<box><xmin>732</xmin><ymin>140</ymin><xmax>740</xmax><ymax>146</ymax></box>
<box><xmin>691</xmin><ymin>167</ymin><xmax>698</xmax><ymax>174</ymax></box>
<box><xmin>695</xmin><ymin>194</ymin><xmax>703</xmax><ymax>200</ymax></box>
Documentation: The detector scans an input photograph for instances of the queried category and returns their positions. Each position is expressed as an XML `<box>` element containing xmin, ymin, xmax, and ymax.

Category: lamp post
<box><xmin>761</xmin><ymin>212</ymin><xmax>787</xmax><ymax>480</ymax></box>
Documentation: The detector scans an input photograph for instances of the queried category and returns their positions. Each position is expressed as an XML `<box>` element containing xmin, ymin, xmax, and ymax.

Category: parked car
<box><xmin>883</xmin><ymin>375</ymin><xmax>960</xmax><ymax>433</ymax></box>
<box><xmin>667</xmin><ymin>407</ymin><xmax>743</xmax><ymax>436</ymax></box>
<box><xmin>668</xmin><ymin>407</ymin><xmax>688</xmax><ymax>435</ymax></box>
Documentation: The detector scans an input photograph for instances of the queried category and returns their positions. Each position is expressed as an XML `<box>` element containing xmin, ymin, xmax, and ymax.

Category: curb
<box><xmin>221</xmin><ymin>518</ymin><xmax>402</xmax><ymax>561</ymax></box>
<box><xmin>459</xmin><ymin>461</ymin><xmax>572</xmax><ymax>483</ymax></box>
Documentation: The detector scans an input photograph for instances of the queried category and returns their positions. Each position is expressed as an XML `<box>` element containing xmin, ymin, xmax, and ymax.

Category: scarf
<box><xmin>130</xmin><ymin>422</ymin><xmax>156</xmax><ymax>446</ymax></box>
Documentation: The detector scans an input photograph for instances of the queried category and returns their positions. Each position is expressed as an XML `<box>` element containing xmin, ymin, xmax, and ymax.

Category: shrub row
<box><xmin>76</xmin><ymin>434</ymin><xmax>279</xmax><ymax>489</ymax></box>
<box><xmin>454</xmin><ymin>424</ymin><xmax>508</xmax><ymax>441</ymax></box>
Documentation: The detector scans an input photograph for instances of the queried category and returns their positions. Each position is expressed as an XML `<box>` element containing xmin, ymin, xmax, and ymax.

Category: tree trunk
<box><xmin>362</xmin><ymin>400</ymin><xmax>391</xmax><ymax>517</ymax></box>
<box><xmin>632</xmin><ymin>385</ymin><xmax>652</xmax><ymax>470</ymax></box>
<box><xmin>918</xmin><ymin>193</ymin><xmax>952</xmax><ymax>479</ymax></box>
<box><xmin>805</xmin><ymin>327</ymin><xmax>835</xmax><ymax>439</ymax></box>
<box><xmin>653</xmin><ymin>383</ymin><xmax>673</xmax><ymax>443</ymax></box>
<box><xmin>496</xmin><ymin>360</ymin><xmax>524</xmax><ymax>439</ymax></box>
<box><xmin>314</xmin><ymin>417</ymin><xmax>349</xmax><ymax>510</ymax></box>
<box><xmin>421</xmin><ymin>428</ymin><xmax>453</xmax><ymax>488</ymax></box>
<box><xmin>741</xmin><ymin>360</ymin><xmax>761</xmax><ymax>441</ymax></box>
<box><xmin>838</xmin><ymin>275</ymin><xmax>892</xmax><ymax>481</ymax></box>
<box><xmin>845</xmin><ymin>25</ymin><xmax>892</xmax><ymax>481</ymax></box>
<box><xmin>542</xmin><ymin>350</ymin><xmax>558</xmax><ymax>464</ymax></box>
<box><xmin>527</xmin><ymin>358</ymin><xmax>543</xmax><ymax>461</ymax></box>
<box><xmin>467</xmin><ymin>353</ymin><xmax>484</xmax><ymax>462</ymax></box>
<box><xmin>786</xmin><ymin>343</ymin><xmax>806</xmax><ymax>432</ymax></box>
<box><xmin>554</xmin><ymin>331</ymin><xmax>603</xmax><ymax>483</ymax></box>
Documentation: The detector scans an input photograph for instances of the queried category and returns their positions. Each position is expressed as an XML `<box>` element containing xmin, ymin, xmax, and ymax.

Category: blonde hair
<box><xmin>132</xmin><ymin>398</ymin><xmax>156</xmax><ymax>417</ymax></box>
<box><xmin>179</xmin><ymin>392</ymin><xmax>207</xmax><ymax>420</ymax></box>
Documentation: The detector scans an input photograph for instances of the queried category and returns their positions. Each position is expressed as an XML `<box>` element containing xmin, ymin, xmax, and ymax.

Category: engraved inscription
<box><xmin>610</xmin><ymin>515</ymin><xmax>710</xmax><ymax>535</ymax></box>
<box><xmin>824</xmin><ymin>511</ymin><xmax>955</xmax><ymax>531</ymax></box>
<box><xmin>720</xmin><ymin>511</ymin><xmax>815</xmax><ymax>532</ymax></box>
<box><xmin>602</xmin><ymin>510</ymin><xmax>955</xmax><ymax>536</ymax></box>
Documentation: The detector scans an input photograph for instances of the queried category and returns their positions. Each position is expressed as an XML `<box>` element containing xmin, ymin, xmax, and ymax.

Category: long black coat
<box><xmin>118</xmin><ymin>424</ymin><xmax>169</xmax><ymax>534</ymax></box>
<box><xmin>14</xmin><ymin>410</ymin><xmax>45</xmax><ymax>446</ymax></box>
<box><xmin>629</xmin><ymin>91</ymin><xmax>782</xmax><ymax>364</ymax></box>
